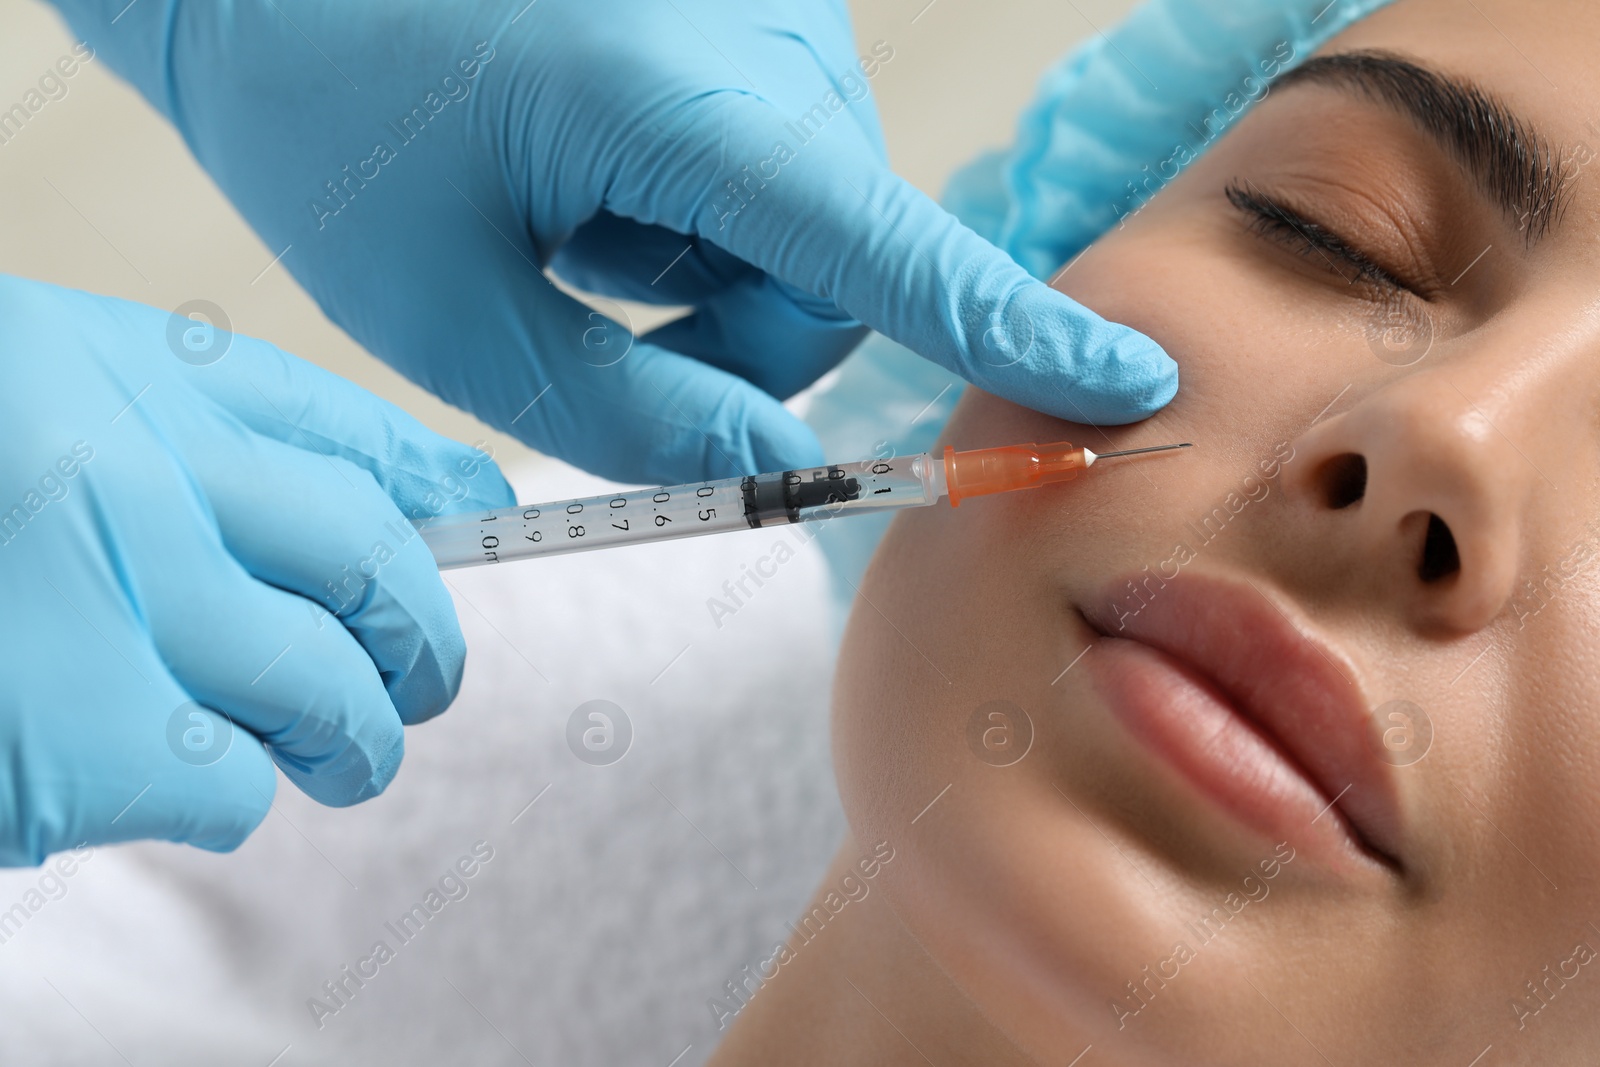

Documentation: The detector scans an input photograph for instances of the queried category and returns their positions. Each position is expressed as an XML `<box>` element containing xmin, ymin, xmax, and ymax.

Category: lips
<box><xmin>1081</xmin><ymin>572</ymin><xmax>1403</xmax><ymax>871</ymax></box>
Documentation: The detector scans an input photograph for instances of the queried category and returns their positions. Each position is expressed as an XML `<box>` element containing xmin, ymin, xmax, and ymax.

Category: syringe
<box><xmin>415</xmin><ymin>441</ymin><xmax>1191</xmax><ymax>570</ymax></box>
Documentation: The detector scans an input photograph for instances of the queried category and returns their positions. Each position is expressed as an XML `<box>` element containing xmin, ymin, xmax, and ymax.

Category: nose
<box><xmin>1283</xmin><ymin>361</ymin><xmax>1549</xmax><ymax>633</ymax></box>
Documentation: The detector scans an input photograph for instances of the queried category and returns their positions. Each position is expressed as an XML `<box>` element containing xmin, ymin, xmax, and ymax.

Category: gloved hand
<box><xmin>51</xmin><ymin>0</ymin><xmax>1178</xmax><ymax>486</ymax></box>
<box><xmin>0</xmin><ymin>275</ymin><xmax>513</xmax><ymax>866</ymax></box>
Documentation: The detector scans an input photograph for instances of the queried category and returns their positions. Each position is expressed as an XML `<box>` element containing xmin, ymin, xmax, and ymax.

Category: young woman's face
<box><xmin>832</xmin><ymin>0</ymin><xmax>1600</xmax><ymax>1062</ymax></box>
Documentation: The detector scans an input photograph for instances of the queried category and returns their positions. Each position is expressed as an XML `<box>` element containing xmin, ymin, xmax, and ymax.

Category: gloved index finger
<box><xmin>176</xmin><ymin>331</ymin><xmax>514</xmax><ymax>519</ymax></box>
<box><xmin>613</xmin><ymin>93</ymin><xmax>1177</xmax><ymax>426</ymax></box>
<box><xmin>191</xmin><ymin>427</ymin><xmax>473</xmax><ymax>727</ymax></box>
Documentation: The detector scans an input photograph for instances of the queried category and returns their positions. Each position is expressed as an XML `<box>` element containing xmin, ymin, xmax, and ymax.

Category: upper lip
<box><xmin>1083</xmin><ymin>572</ymin><xmax>1405</xmax><ymax>869</ymax></box>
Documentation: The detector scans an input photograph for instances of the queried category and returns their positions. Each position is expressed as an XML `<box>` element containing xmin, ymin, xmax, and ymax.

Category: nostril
<box><xmin>1316</xmin><ymin>453</ymin><xmax>1368</xmax><ymax>510</ymax></box>
<box><xmin>1418</xmin><ymin>513</ymin><xmax>1460</xmax><ymax>582</ymax></box>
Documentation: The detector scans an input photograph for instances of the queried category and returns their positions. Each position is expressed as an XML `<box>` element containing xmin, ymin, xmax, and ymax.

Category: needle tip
<box><xmin>1092</xmin><ymin>442</ymin><xmax>1195</xmax><ymax>461</ymax></box>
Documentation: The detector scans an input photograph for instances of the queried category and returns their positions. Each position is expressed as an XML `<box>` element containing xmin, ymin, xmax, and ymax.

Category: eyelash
<box><xmin>1224</xmin><ymin>180</ymin><xmax>1415</xmax><ymax>296</ymax></box>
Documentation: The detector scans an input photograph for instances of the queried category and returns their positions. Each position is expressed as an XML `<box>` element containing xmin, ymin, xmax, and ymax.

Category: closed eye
<box><xmin>1225</xmin><ymin>180</ymin><xmax>1418</xmax><ymax>296</ymax></box>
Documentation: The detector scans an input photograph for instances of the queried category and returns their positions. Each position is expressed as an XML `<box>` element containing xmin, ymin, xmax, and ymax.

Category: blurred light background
<box><xmin>1</xmin><ymin>0</ymin><xmax>1139</xmax><ymax>478</ymax></box>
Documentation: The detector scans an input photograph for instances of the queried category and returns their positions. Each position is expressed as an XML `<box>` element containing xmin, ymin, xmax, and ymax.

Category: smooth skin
<box><xmin>713</xmin><ymin>1</ymin><xmax>1600</xmax><ymax>1063</ymax></box>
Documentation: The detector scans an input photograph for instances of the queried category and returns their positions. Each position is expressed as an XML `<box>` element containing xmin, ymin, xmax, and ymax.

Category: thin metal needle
<box><xmin>1092</xmin><ymin>442</ymin><xmax>1193</xmax><ymax>460</ymax></box>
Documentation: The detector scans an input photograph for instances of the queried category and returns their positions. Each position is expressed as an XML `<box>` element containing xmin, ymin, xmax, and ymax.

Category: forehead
<box><xmin>1325</xmin><ymin>0</ymin><xmax>1600</xmax><ymax>153</ymax></box>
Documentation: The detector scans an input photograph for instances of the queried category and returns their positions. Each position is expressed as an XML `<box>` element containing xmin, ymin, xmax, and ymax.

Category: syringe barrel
<box><xmin>415</xmin><ymin>452</ymin><xmax>944</xmax><ymax>569</ymax></box>
<box><xmin>772</xmin><ymin>452</ymin><xmax>945</xmax><ymax>524</ymax></box>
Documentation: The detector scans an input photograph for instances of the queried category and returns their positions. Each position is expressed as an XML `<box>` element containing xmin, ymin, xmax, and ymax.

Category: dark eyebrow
<box><xmin>1277</xmin><ymin>50</ymin><xmax>1573</xmax><ymax>243</ymax></box>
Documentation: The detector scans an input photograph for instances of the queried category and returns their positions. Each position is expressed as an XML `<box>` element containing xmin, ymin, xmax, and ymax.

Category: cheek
<box><xmin>832</xmin><ymin>392</ymin><xmax>1073</xmax><ymax>808</ymax></box>
<box><xmin>1054</xmin><ymin>185</ymin><xmax>1377</xmax><ymax>440</ymax></box>
<box><xmin>830</xmin><ymin>400</ymin><xmax>1226</xmax><ymax>1053</ymax></box>
<box><xmin>1064</xmin><ymin>231</ymin><xmax>1255</xmax><ymax>417</ymax></box>
<box><xmin>830</xmin><ymin>499</ymin><xmax>1141</xmax><ymax>1050</ymax></box>
<box><xmin>830</xmin><ymin>499</ymin><xmax>988</xmax><ymax>828</ymax></box>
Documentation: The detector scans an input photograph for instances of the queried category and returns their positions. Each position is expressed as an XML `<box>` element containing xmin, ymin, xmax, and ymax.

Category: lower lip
<box><xmin>1085</xmin><ymin>635</ymin><xmax>1356</xmax><ymax>853</ymax></box>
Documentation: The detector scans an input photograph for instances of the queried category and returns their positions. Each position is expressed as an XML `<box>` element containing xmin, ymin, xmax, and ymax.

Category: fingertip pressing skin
<box><xmin>962</xmin><ymin>285</ymin><xmax>1181</xmax><ymax>426</ymax></box>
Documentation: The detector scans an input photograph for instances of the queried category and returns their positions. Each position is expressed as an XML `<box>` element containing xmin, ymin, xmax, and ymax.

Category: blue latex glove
<box><xmin>0</xmin><ymin>276</ymin><xmax>513</xmax><ymax>866</ymax></box>
<box><xmin>50</xmin><ymin>0</ymin><xmax>1178</xmax><ymax>486</ymax></box>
